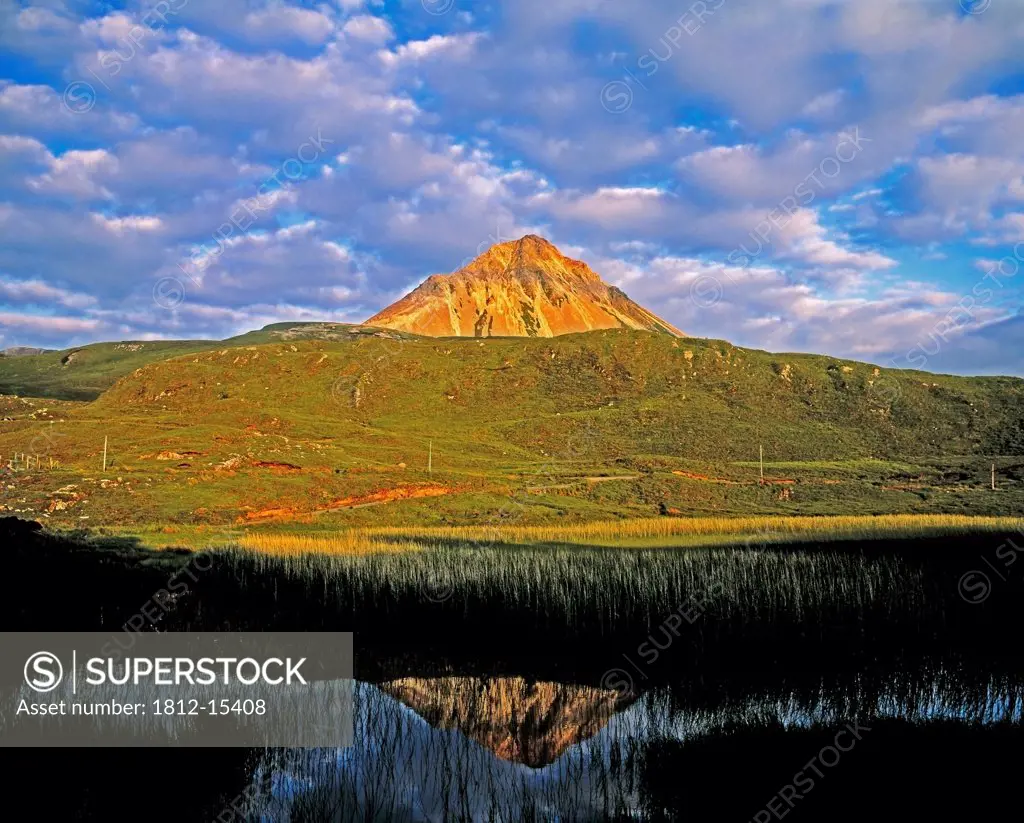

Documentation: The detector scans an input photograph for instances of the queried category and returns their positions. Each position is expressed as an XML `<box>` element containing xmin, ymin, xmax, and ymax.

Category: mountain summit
<box><xmin>365</xmin><ymin>235</ymin><xmax>683</xmax><ymax>338</ymax></box>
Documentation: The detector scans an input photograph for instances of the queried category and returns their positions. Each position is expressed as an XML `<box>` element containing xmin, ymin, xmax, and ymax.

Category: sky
<box><xmin>0</xmin><ymin>0</ymin><xmax>1022</xmax><ymax>376</ymax></box>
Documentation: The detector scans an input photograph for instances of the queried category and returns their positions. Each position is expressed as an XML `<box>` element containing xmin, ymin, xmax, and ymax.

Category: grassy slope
<box><xmin>2</xmin><ymin>328</ymin><xmax>1023</xmax><ymax>531</ymax></box>
<box><xmin>0</xmin><ymin>340</ymin><xmax>218</xmax><ymax>400</ymax></box>
<box><xmin>82</xmin><ymin>330</ymin><xmax>1024</xmax><ymax>459</ymax></box>
<box><xmin>0</xmin><ymin>322</ymin><xmax>417</xmax><ymax>400</ymax></box>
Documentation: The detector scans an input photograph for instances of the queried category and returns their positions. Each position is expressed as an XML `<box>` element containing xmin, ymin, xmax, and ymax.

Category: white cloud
<box><xmin>0</xmin><ymin>134</ymin><xmax>49</xmax><ymax>160</ymax></box>
<box><xmin>676</xmin><ymin>128</ymin><xmax>879</xmax><ymax>205</ymax></box>
<box><xmin>242</xmin><ymin>5</ymin><xmax>336</xmax><ymax>45</ymax></box>
<box><xmin>916</xmin><ymin>154</ymin><xmax>1024</xmax><ymax>220</ymax></box>
<box><xmin>802</xmin><ymin>89</ymin><xmax>845</xmax><ymax>117</ymax></box>
<box><xmin>379</xmin><ymin>33</ymin><xmax>484</xmax><ymax>66</ymax></box>
<box><xmin>587</xmin><ymin>251</ymin><xmax>1000</xmax><ymax>363</ymax></box>
<box><xmin>91</xmin><ymin>214</ymin><xmax>164</xmax><ymax>234</ymax></box>
<box><xmin>27</xmin><ymin>148</ymin><xmax>118</xmax><ymax>199</ymax></box>
<box><xmin>342</xmin><ymin>15</ymin><xmax>394</xmax><ymax>44</ymax></box>
<box><xmin>0</xmin><ymin>278</ymin><xmax>97</xmax><ymax>309</ymax></box>
<box><xmin>0</xmin><ymin>312</ymin><xmax>99</xmax><ymax>334</ymax></box>
<box><xmin>0</xmin><ymin>81</ymin><xmax>141</xmax><ymax>138</ymax></box>
<box><xmin>776</xmin><ymin>209</ymin><xmax>897</xmax><ymax>271</ymax></box>
<box><xmin>541</xmin><ymin>186</ymin><xmax>668</xmax><ymax>226</ymax></box>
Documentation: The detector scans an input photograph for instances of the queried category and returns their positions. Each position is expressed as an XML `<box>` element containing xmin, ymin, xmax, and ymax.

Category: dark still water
<box><xmin>243</xmin><ymin>666</ymin><xmax>1022</xmax><ymax>823</ymax></box>
<box><xmin>5</xmin><ymin>522</ymin><xmax>1024</xmax><ymax>821</ymax></box>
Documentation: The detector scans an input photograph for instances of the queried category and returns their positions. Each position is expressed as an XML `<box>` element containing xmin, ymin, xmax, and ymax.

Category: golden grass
<box><xmin>375</xmin><ymin>513</ymin><xmax>1024</xmax><ymax>543</ymax></box>
<box><xmin>236</xmin><ymin>514</ymin><xmax>1024</xmax><ymax>556</ymax></box>
<box><xmin>238</xmin><ymin>531</ymin><xmax>422</xmax><ymax>557</ymax></box>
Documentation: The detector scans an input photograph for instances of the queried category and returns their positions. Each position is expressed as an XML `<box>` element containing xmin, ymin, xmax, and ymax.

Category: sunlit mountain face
<box><xmin>366</xmin><ymin>236</ymin><xmax>683</xmax><ymax>338</ymax></box>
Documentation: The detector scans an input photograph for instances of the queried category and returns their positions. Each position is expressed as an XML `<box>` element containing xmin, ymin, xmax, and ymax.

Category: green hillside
<box><xmin>89</xmin><ymin>329</ymin><xmax>1024</xmax><ymax>460</ymax></box>
<box><xmin>2</xmin><ymin>328</ymin><xmax>1023</xmax><ymax>530</ymax></box>
<box><xmin>0</xmin><ymin>323</ymin><xmax>417</xmax><ymax>400</ymax></box>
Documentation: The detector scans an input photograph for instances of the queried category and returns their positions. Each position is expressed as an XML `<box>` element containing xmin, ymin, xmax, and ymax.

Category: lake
<box><xmin>5</xmin><ymin>522</ymin><xmax>1024</xmax><ymax>821</ymax></box>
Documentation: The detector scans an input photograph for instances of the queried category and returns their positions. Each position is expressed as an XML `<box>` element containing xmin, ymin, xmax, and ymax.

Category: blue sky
<box><xmin>1</xmin><ymin>0</ymin><xmax>1022</xmax><ymax>375</ymax></box>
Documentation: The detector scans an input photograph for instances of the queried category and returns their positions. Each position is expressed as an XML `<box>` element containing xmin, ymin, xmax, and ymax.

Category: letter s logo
<box><xmin>24</xmin><ymin>651</ymin><xmax>64</xmax><ymax>693</ymax></box>
<box><xmin>600</xmin><ymin>81</ymin><xmax>634</xmax><ymax>114</ymax></box>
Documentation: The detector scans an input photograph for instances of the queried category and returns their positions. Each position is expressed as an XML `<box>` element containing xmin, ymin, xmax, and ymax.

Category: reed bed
<box><xmin>175</xmin><ymin>514</ymin><xmax>1023</xmax><ymax>643</ymax></box>
<box><xmin>238</xmin><ymin>514</ymin><xmax>1024</xmax><ymax>556</ymax></box>
<box><xmin>201</xmin><ymin>541</ymin><xmax>930</xmax><ymax>636</ymax></box>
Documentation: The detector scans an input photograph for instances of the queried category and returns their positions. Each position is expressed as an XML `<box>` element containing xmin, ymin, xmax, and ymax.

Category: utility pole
<box><xmin>759</xmin><ymin>445</ymin><xmax>764</xmax><ymax>485</ymax></box>
<box><xmin>992</xmin><ymin>463</ymin><xmax>997</xmax><ymax>491</ymax></box>
<box><xmin>428</xmin><ymin>440</ymin><xmax>433</xmax><ymax>475</ymax></box>
<box><xmin>102</xmin><ymin>436</ymin><xmax>108</xmax><ymax>473</ymax></box>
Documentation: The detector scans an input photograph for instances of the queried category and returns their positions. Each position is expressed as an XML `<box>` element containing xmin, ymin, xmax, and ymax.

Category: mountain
<box><xmin>366</xmin><ymin>235</ymin><xmax>683</xmax><ymax>338</ymax></box>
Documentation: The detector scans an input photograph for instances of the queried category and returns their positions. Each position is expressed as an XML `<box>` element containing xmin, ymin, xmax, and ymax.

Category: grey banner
<box><xmin>0</xmin><ymin>632</ymin><xmax>353</xmax><ymax>747</ymax></box>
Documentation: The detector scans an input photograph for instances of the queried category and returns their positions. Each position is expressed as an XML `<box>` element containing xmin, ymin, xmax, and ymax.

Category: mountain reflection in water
<box><xmin>247</xmin><ymin>665</ymin><xmax>1023</xmax><ymax>822</ymax></box>
<box><xmin>379</xmin><ymin>677</ymin><xmax>630</xmax><ymax>768</ymax></box>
